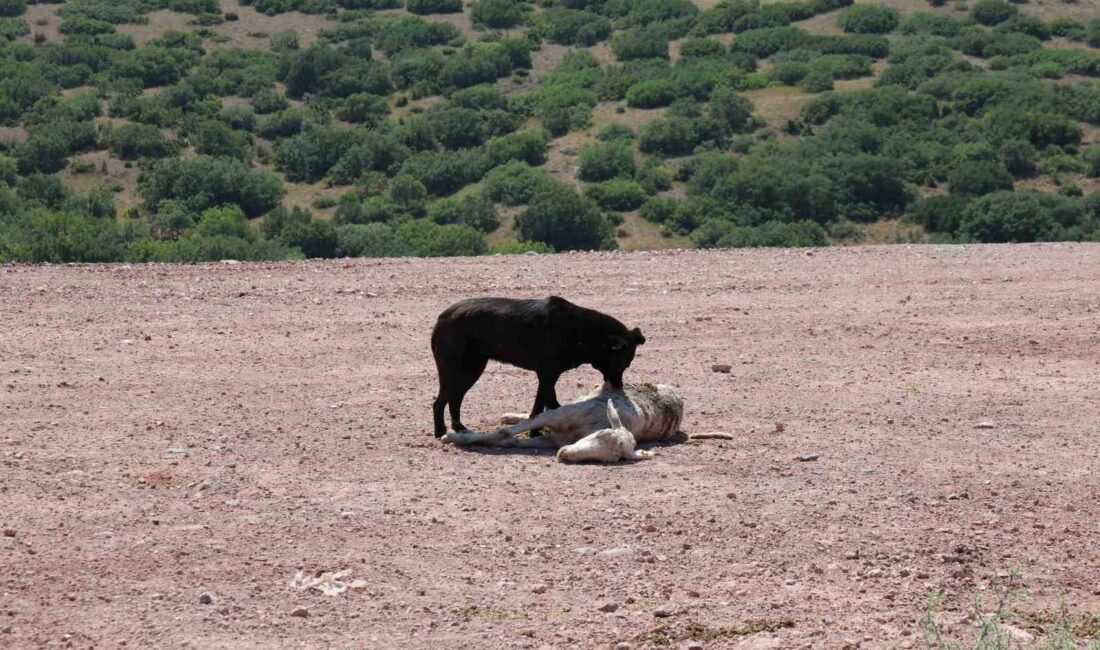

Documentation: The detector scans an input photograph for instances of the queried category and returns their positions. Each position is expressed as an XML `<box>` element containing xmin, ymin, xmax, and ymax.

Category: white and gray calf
<box><xmin>441</xmin><ymin>382</ymin><xmax>683</xmax><ymax>463</ymax></box>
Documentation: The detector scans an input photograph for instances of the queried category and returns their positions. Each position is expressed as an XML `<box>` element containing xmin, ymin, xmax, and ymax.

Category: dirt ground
<box><xmin>2</xmin><ymin>244</ymin><xmax>1099</xmax><ymax>649</ymax></box>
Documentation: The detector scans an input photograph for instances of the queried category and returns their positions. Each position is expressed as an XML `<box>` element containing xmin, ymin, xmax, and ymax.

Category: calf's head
<box><xmin>592</xmin><ymin>326</ymin><xmax>645</xmax><ymax>389</ymax></box>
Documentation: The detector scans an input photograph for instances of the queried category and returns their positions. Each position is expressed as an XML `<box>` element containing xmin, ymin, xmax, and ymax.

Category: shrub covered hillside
<box><xmin>0</xmin><ymin>0</ymin><xmax>1097</xmax><ymax>262</ymax></box>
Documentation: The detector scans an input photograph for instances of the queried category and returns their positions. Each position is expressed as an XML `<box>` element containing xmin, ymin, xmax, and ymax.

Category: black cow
<box><xmin>430</xmin><ymin>296</ymin><xmax>646</xmax><ymax>438</ymax></box>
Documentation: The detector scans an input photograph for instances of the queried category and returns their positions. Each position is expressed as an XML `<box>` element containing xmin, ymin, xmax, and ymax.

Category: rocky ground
<box><xmin>2</xmin><ymin>244</ymin><xmax>1098</xmax><ymax>649</ymax></box>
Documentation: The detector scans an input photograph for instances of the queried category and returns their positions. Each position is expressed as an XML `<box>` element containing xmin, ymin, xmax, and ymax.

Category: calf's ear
<box><xmin>608</xmin><ymin>336</ymin><xmax>627</xmax><ymax>351</ymax></box>
<box><xmin>631</xmin><ymin>327</ymin><xmax>646</xmax><ymax>345</ymax></box>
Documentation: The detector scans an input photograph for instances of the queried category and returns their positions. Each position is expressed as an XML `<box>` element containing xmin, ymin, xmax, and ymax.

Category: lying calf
<box><xmin>441</xmin><ymin>382</ymin><xmax>683</xmax><ymax>463</ymax></box>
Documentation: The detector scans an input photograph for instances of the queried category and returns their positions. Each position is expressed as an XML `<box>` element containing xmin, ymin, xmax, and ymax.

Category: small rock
<box><xmin>530</xmin><ymin>584</ymin><xmax>548</xmax><ymax>594</ymax></box>
<box><xmin>844</xmin><ymin>550</ymin><xmax>859</xmax><ymax>560</ymax></box>
<box><xmin>710</xmin><ymin>363</ymin><xmax>732</xmax><ymax>374</ymax></box>
<box><xmin>597</xmin><ymin>602</ymin><xmax>619</xmax><ymax>613</ymax></box>
<box><xmin>653</xmin><ymin>607</ymin><xmax>674</xmax><ymax>618</ymax></box>
<box><xmin>290</xmin><ymin>607</ymin><xmax>309</xmax><ymax>618</ymax></box>
<box><xmin>165</xmin><ymin>447</ymin><xmax>188</xmax><ymax>455</ymax></box>
<box><xmin>774</xmin><ymin>421</ymin><xmax>786</xmax><ymax>433</ymax></box>
<box><xmin>2</xmin><ymin>529</ymin><xmax>15</xmax><ymax>537</ymax></box>
<box><xmin>687</xmin><ymin>644</ymin><xmax>704</xmax><ymax>650</ymax></box>
<box><xmin>96</xmin><ymin>531</ymin><xmax>113</xmax><ymax>538</ymax></box>
<box><xmin>797</xmin><ymin>453</ymin><xmax>819</xmax><ymax>462</ymax></box>
<box><xmin>642</xmin><ymin>523</ymin><xmax>658</xmax><ymax>533</ymax></box>
<box><xmin>615</xmin><ymin>643</ymin><xmax>632</xmax><ymax>650</ymax></box>
<box><xmin>198</xmin><ymin>592</ymin><xmax>215</xmax><ymax>605</ymax></box>
<box><xmin>974</xmin><ymin>421</ymin><xmax>995</xmax><ymax>429</ymax></box>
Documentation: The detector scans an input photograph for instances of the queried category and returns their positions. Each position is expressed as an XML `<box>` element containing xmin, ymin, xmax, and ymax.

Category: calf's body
<box><xmin>442</xmin><ymin>382</ymin><xmax>684</xmax><ymax>463</ymax></box>
<box><xmin>431</xmin><ymin>296</ymin><xmax>645</xmax><ymax>437</ymax></box>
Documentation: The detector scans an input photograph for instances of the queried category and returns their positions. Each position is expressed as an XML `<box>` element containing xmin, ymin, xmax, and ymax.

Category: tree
<box><xmin>517</xmin><ymin>182</ymin><xmax>614</xmax><ymax>251</ymax></box>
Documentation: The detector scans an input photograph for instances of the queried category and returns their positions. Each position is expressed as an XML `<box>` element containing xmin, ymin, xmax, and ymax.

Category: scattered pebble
<box><xmin>597</xmin><ymin>602</ymin><xmax>619</xmax><ymax>613</ymax></box>
<box><xmin>165</xmin><ymin>447</ymin><xmax>188</xmax><ymax>455</ymax></box>
<box><xmin>530</xmin><ymin>584</ymin><xmax>548</xmax><ymax>595</ymax></box>
<box><xmin>774</xmin><ymin>421</ymin><xmax>786</xmax><ymax>433</ymax></box>
<box><xmin>797</xmin><ymin>453</ymin><xmax>820</xmax><ymax>462</ymax></box>
<box><xmin>974</xmin><ymin>421</ymin><xmax>995</xmax><ymax>429</ymax></box>
<box><xmin>2</xmin><ymin>529</ymin><xmax>14</xmax><ymax>537</ymax></box>
<box><xmin>653</xmin><ymin>607</ymin><xmax>673</xmax><ymax>618</ymax></box>
<box><xmin>844</xmin><ymin>550</ymin><xmax>859</xmax><ymax>560</ymax></box>
<box><xmin>199</xmin><ymin>592</ymin><xmax>215</xmax><ymax>605</ymax></box>
<box><xmin>710</xmin><ymin>363</ymin><xmax>732</xmax><ymax>374</ymax></box>
<box><xmin>290</xmin><ymin>607</ymin><xmax>309</xmax><ymax>618</ymax></box>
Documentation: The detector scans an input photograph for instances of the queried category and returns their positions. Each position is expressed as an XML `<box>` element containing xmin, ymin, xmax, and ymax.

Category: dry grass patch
<box><xmin>616</xmin><ymin>211</ymin><xmax>691</xmax><ymax>251</ymax></box>
<box><xmin>21</xmin><ymin>2</ymin><xmax>61</xmax><ymax>44</ymax></box>
<box><xmin>0</xmin><ymin>126</ymin><xmax>29</xmax><ymax>144</ymax></box>
<box><xmin>743</xmin><ymin>85</ymin><xmax>813</xmax><ymax>131</ymax></box>
<box><xmin>60</xmin><ymin>151</ymin><xmax>143</xmax><ymax>214</ymax></box>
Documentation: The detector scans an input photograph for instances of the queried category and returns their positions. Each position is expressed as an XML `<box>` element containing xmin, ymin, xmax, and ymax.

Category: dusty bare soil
<box><xmin>2</xmin><ymin>244</ymin><xmax>1099</xmax><ymax>649</ymax></box>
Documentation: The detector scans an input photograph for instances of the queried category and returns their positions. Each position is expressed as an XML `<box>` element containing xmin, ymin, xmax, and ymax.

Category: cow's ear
<box><xmin>631</xmin><ymin>327</ymin><xmax>646</xmax><ymax>345</ymax></box>
<box><xmin>608</xmin><ymin>336</ymin><xmax>627</xmax><ymax>351</ymax></box>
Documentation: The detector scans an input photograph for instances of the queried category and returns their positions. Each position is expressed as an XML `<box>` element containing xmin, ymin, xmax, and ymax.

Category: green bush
<box><xmin>396</xmin><ymin>218</ymin><xmax>488</xmax><ymax>256</ymax></box>
<box><xmin>536</xmin><ymin>9</ymin><xmax>611</xmax><ymax>46</ymax></box>
<box><xmin>334</xmin><ymin>93</ymin><xmax>387</xmax><ymax>125</ymax></box>
<box><xmin>970</xmin><ymin>0</ymin><xmax>1017</xmax><ymax>26</ymax></box>
<box><xmin>482</xmin><ymin>161</ymin><xmax>552</xmax><ymax>205</ymax></box>
<box><xmin>405</xmin><ymin>0</ymin><xmax>462</xmax><ymax>14</ymax></box>
<box><xmin>640</xmin><ymin>195</ymin><xmax>680</xmax><ymax>224</ymax></box>
<box><xmin>906</xmin><ymin>195</ymin><xmax>971</xmax><ymax>234</ymax></box>
<box><xmin>1088</xmin><ymin>18</ymin><xmax>1100</xmax><ymax>48</ymax></box>
<box><xmin>838</xmin><ymin>4</ymin><xmax>899</xmax><ymax>34</ymax></box>
<box><xmin>584</xmin><ymin>179</ymin><xmax>647</xmax><ymax>211</ymax></box>
<box><xmin>108</xmin><ymin>123</ymin><xmax>172</xmax><ymax>160</ymax></box>
<box><xmin>0</xmin><ymin>0</ymin><xmax>26</xmax><ymax>18</ymax></box>
<box><xmin>612</xmin><ymin>29</ymin><xmax>669</xmax><ymax>61</ymax></box>
<box><xmin>692</xmin><ymin>219</ymin><xmax>828</xmax><ymax>248</ymax></box>
<box><xmin>193</xmin><ymin>120</ymin><xmax>251</xmax><ymax>160</ymax></box>
<box><xmin>578</xmin><ymin>143</ymin><xmax>636</xmax><ymax>182</ymax></box>
<box><xmin>335</xmin><ymin>223</ymin><xmax>408</xmax><ymax>257</ymax></box>
<box><xmin>279</xmin><ymin>217</ymin><xmax>338</xmax><ymax>258</ymax></box>
<box><xmin>636</xmin><ymin>158</ymin><xmax>673</xmax><ymax>194</ymax></box>
<box><xmin>248</xmin><ymin>89</ymin><xmax>289</xmax><ymax>114</ymax></box>
<box><xmin>947</xmin><ymin>161</ymin><xmax>1015</xmax><ymax>196</ymax></box>
<box><xmin>140</xmin><ymin>155</ymin><xmax>283</xmax><ymax>217</ymax></box>
<box><xmin>426</xmin><ymin>191</ymin><xmax>499</xmax><ymax>232</ymax></box>
<box><xmin>769</xmin><ymin>61</ymin><xmax>809</xmax><ymax>85</ymax></box>
<box><xmin>679</xmin><ymin>37</ymin><xmax>726</xmax><ymax>59</ymax></box>
<box><xmin>802</xmin><ymin>69</ymin><xmax>834</xmax><ymax>93</ymax></box>
<box><xmin>1085</xmin><ymin>148</ymin><xmax>1100</xmax><ymax>178</ymax></box>
<box><xmin>709</xmin><ymin>86</ymin><xmax>754</xmax><ymax>134</ymax></box>
<box><xmin>597</xmin><ymin>123</ymin><xmax>635</xmax><ymax>143</ymax></box>
<box><xmin>999</xmin><ymin>139</ymin><xmax>1038</xmax><ymax>177</ymax></box>
<box><xmin>275</xmin><ymin>126</ymin><xmax>353</xmax><ymax>182</ymax></box>
<box><xmin>471</xmin><ymin>0</ymin><xmax>524</xmax><ymax>28</ymax></box>
<box><xmin>517</xmin><ymin>181</ymin><xmax>614</xmax><ymax>251</ymax></box>
<box><xmin>959</xmin><ymin>191</ymin><xmax>1085</xmax><ymax>242</ymax></box>
<box><xmin>900</xmin><ymin>12</ymin><xmax>969</xmax><ymax>37</ymax></box>
<box><xmin>638</xmin><ymin>117</ymin><xmax>701</xmax><ymax>155</ymax></box>
<box><xmin>626</xmin><ymin>80</ymin><xmax>675</xmax><ymax>108</ymax></box>
<box><xmin>486</xmin><ymin>129</ymin><xmax>549</xmax><ymax>167</ymax></box>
